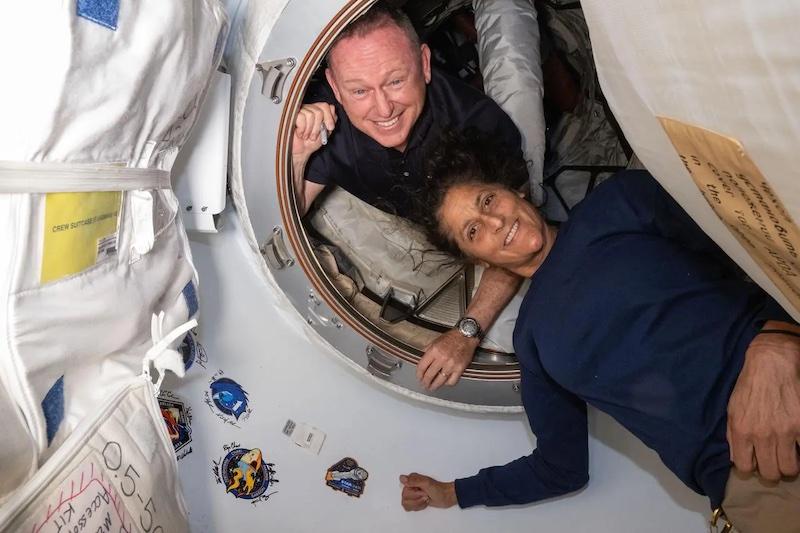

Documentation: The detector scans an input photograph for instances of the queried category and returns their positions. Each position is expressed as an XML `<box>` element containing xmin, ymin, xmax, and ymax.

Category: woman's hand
<box><xmin>399</xmin><ymin>473</ymin><xmax>458</xmax><ymax>511</ymax></box>
<box><xmin>727</xmin><ymin>323</ymin><xmax>800</xmax><ymax>481</ymax></box>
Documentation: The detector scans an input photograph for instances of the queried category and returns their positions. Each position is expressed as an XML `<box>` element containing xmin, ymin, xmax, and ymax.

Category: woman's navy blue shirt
<box><xmin>455</xmin><ymin>170</ymin><xmax>791</xmax><ymax>509</ymax></box>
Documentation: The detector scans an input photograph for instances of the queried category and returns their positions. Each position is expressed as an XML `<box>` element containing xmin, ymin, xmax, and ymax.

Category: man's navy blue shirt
<box><xmin>304</xmin><ymin>68</ymin><xmax>522</xmax><ymax>219</ymax></box>
<box><xmin>455</xmin><ymin>170</ymin><xmax>791</xmax><ymax>509</ymax></box>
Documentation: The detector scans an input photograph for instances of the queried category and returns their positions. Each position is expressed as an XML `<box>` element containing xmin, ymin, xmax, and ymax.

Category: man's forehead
<box><xmin>328</xmin><ymin>23</ymin><xmax>417</xmax><ymax>72</ymax></box>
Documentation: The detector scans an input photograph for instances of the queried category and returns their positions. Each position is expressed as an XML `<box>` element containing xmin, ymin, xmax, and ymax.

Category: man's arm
<box><xmin>292</xmin><ymin>154</ymin><xmax>326</xmax><ymax>216</ymax></box>
<box><xmin>727</xmin><ymin>320</ymin><xmax>800</xmax><ymax>480</ymax></box>
<box><xmin>291</xmin><ymin>102</ymin><xmax>337</xmax><ymax>215</ymax></box>
<box><xmin>417</xmin><ymin>266</ymin><xmax>522</xmax><ymax>390</ymax></box>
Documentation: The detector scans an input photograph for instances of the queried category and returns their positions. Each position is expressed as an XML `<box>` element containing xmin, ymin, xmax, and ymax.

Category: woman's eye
<box><xmin>468</xmin><ymin>225</ymin><xmax>477</xmax><ymax>240</ymax></box>
<box><xmin>483</xmin><ymin>194</ymin><xmax>494</xmax><ymax>208</ymax></box>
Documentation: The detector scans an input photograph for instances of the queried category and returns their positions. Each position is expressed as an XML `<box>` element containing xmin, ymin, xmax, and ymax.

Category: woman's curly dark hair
<box><xmin>411</xmin><ymin>128</ymin><xmax>529</xmax><ymax>260</ymax></box>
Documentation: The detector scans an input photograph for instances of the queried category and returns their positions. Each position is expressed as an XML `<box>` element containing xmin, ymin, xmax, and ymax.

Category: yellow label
<box><xmin>41</xmin><ymin>191</ymin><xmax>122</xmax><ymax>283</ymax></box>
<box><xmin>658</xmin><ymin>117</ymin><xmax>800</xmax><ymax>313</ymax></box>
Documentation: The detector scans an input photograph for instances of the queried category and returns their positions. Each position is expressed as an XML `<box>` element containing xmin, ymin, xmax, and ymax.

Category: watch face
<box><xmin>459</xmin><ymin>318</ymin><xmax>480</xmax><ymax>337</ymax></box>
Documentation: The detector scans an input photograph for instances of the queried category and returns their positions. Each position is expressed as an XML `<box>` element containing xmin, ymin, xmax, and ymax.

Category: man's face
<box><xmin>325</xmin><ymin>24</ymin><xmax>431</xmax><ymax>152</ymax></box>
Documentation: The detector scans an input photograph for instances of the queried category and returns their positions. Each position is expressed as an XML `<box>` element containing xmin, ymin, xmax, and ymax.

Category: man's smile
<box><xmin>374</xmin><ymin>115</ymin><xmax>401</xmax><ymax>129</ymax></box>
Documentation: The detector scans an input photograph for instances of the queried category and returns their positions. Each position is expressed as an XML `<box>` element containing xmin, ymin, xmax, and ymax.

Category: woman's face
<box><xmin>437</xmin><ymin>182</ymin><xmax>554</xmax><ymax>275</ymax></box>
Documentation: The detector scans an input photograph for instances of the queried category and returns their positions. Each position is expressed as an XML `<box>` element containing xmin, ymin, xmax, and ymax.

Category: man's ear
<box><xmin>517</xmin><ymin>189</ymin><xmax>526</xmax><ymax>198</ymax></box>
<box><xmin>325</xmin><ymin>67</ymin><xmax>343</xmax><ymax>103</ymax></box>
<box><xmin>420</xmin><ymin>43</ymin><xmax>432</xmax><ymax>84</ymax></box>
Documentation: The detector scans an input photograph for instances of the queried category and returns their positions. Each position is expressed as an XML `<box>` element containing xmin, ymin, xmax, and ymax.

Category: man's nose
<box><xmin>374</xmin><ymin>89</ymin><xmax>393</xmax><ymax>118</ymax></box>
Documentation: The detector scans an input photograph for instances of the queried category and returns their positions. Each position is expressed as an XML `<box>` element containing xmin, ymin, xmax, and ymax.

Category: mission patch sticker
<box><xmin>212</xmin><ymin>442</ymin><xmax>278</xmax><ymax>505</ymax></box>
<box><xmin>325</xmin><ymin>457</ymin><xmax>368</xmax><ymax>498</ymax></box>
<box><xmin>158</xmin><ymin>391</ymin><xmax>193</xmax><ymax>460</ymax></box>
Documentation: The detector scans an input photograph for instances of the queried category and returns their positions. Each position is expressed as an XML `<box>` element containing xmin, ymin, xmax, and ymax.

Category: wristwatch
<box><xmin>456</xmin><ymin>316</ymin><xmax>485</xmax><ymax>340</ymax></box>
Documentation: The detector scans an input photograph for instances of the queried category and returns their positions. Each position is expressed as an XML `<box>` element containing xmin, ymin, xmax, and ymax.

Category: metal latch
<box><xmin>366</xmin><ymin>345</ymin><xmax>402</xmax><ymax>380</ymax></box>
<box><xmin>261</xmin><ymin>226</ymin><xmax>294</xmax><ymax>270</ymax></box>
<box><xmin>255</xmin><ymin>57</ymin><xmax>296</xmax><ymax>104</ymax></box>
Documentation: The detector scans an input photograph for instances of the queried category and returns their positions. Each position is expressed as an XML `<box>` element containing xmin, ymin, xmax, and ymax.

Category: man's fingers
<box><xmin>428</xmin><ymin>369</ymin><xmax>448</xmax><ymax>391</ymax></box>
<box><xmin>323</xmin><ymin>104</ymin><xmax>337</xmax><ymax>131</ymax></box>
<box><xmin>421</xmin><ymin>364</ymin><xmax>444</xmax><ymax>390</ymax></box>
<box><xmin>446</xmin><ymin>370</ymin><xmax>462</xmax><ymax>386</ymax></box>
<box><xmin>294</xmin><ymin>112</ymin><xmax>308</xmax><ymax>137</ymax></box>
<box><xmin>307</xmin><ymin>107</ymin><xmax>325</xmax><ymax>141</ymax></box>
<box><xmin>416</xmin><ymin>354</ymin><xmax>434</xmax><ymax>382</ymax></box>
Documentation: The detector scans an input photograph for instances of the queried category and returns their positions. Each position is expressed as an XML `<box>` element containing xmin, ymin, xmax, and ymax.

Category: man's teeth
<box><xmin>376</xmin><ymin>116</ymin><xmax>399</xmax><ymax>128</ymax></box>
<box><xmin>505</xmin><ymin>220</ymin><xmax>519</xmax><ymax>246</ymax></box>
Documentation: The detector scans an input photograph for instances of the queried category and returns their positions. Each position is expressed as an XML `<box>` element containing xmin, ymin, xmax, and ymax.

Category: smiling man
<box><xmin>291</xmin><ymin>3</ymin><xmax>525</xmax><ymax>389</ymax></box>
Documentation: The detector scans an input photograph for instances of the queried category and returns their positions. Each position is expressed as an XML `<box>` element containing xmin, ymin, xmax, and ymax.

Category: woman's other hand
<box><xmin>727</xmin><ymin>322</ymin><xmax>800</xmax><ymax>481</ymax></box>
<box><xmin>399</xmin><ymin>473</ymin><xmax>458</xmax><ymax>511</ymax></box>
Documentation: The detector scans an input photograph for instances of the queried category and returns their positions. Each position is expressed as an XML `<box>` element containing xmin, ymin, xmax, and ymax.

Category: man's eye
<box><xmin>390</xmin><ymin>79</ymin><xmax>403</xmax><ymax>86</ymax></box>
<box><xmin>352</xmin><ymin>89</ymin><xmax>366</xmax><ymax>96</ymax></box>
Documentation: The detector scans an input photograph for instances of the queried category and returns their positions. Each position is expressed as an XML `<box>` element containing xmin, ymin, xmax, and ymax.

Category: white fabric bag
<box><xmin>0</xmin><ymin>377</ymin><xmax>189</xmax><ymax>533</ymax></box>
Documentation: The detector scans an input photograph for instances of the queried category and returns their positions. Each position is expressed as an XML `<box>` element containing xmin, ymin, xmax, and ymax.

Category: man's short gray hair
<box><xmin>327</xmin><ymin>2</ymin><xmax>421</xmax><ymax>68</ymax></box>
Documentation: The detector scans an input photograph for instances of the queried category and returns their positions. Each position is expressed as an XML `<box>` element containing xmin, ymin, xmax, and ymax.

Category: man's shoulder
<box><xmin>428</xmin><ymin>69</ymin><xmax>498</xmax><ymax>118</ymax></box>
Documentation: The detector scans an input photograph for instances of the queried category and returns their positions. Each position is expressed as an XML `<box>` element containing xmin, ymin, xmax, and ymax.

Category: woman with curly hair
<box><xmin>399</xmin><ymin>131</ymin><xmax>800</xmax><ymax>532</ymax></box>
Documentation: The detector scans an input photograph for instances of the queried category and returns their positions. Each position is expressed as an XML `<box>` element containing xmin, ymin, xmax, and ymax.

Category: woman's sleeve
<box><xmin>454</xmin><ymin>361</ymin><xmax>589</xmax><ymax>508</ymax></box>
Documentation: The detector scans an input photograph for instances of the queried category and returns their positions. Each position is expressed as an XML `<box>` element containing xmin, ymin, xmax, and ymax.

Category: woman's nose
<box><xmin>485</xmin><ymin>213</ymin><xmax>504</xmax><ymax>231</ymax></box>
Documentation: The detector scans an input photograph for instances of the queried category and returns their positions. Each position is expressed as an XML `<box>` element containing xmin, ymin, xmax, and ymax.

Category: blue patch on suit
<box><xmin>179</xmin><ymin>332</ymin><xmax>197</xmax><ymax>371</ymax></box>
<box><xmin>42</xmin><ymin>376</ymin><xmax>65</xmax><ymax>446</ymax></box>
<box><xmin>183</xmin><ymin>281</ymin><xmax>199</xmax><ymax>318</ymax></box>
<box><xmin>77</xmin><ymin>0</ymin><xmax>120</xmax><ymax>31</ymax></box>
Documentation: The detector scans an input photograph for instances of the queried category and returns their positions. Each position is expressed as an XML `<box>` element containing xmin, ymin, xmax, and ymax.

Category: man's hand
<box><xmin>292</xmin><ymin>103</ymin><xmax>337</xmax><ymax>161</ymax></box>
<box><xmin>400</xmin><ymin>473</ymin><xmax>457</xmax><ymax>511</ymax></box>
<box><xmin>727</xmin><ymin>325</ymin><xmax>800</xmax><ymax>481</ymax></box>
<box><xmin>291</xmin><ymin>103</ymin><xmax>336</xmax><ymax>215</ymax></box>
<box><xmin>417</xmin><ymin>329</ymin><xmax>479</xmax><ymax>391</ymax></box>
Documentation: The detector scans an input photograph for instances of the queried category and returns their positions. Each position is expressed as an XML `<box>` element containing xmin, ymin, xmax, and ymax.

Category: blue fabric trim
<box><xmin>42</xmin><ymin>376</ymin><xmax>65</xmax><ymax>446</ymax></box>
<box><xmin>182</xmin><ymin>281</ymin><xmax>199</xmax><ymax>318</ymax></box>
<box><xmin>77</xmin><ymin>0</ymin><xmax>119</xmax><ymax>31</ymax></box>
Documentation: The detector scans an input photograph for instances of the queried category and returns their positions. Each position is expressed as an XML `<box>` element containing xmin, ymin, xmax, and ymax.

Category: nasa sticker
<box><xmin>212</xmin><ymin>442</ymin><xmax>278</xmax><ymax>505</ymax></box>
<box><xmin>158</xmin><ymin>391</ymin><xmax>193</xmax><ymax>460</ymax></box>
<box><xmin>325</xmin><ymin>457</ymin><xmax>369</xmax><ymax>498</ymax></box>
<box><xmin>204</xmin><ymin>370</ymin><xmax>252</xmax><ymax>427</ymax></box>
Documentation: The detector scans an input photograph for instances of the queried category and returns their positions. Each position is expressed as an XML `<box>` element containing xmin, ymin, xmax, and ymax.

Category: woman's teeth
<box><xmin>504</xmin><ymin>220</ymin><xmax>519</xmax><ymax>246</ymax></box>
